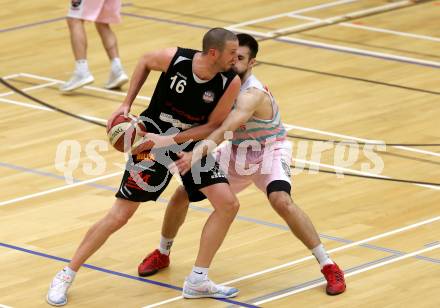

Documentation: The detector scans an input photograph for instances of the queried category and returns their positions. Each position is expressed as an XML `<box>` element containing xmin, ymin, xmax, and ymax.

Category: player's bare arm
<box><xmin>133</xmin><ymin>75</ymin><xmax>241</xmax><ymax>152</ymax></box>
<box><xmin>175</xmin><ymin>87</ymin><xmax>266</xmax><ymax>174</ymax></box>
<box><xmin>107</xmin><ymin>47</ymin><xmax>177</xmax><ymax>129</ymax></box>
<box><xmin>172</xmin><ymin>75</ymin><xmax>241</xmax><ymax>143</ymax></box>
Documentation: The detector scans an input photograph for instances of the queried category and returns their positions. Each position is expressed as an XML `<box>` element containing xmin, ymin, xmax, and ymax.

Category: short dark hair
<box><xmin>202</xmin><ymin>28</ymin><xmax>237</xmax><ymax>54</ymax></box>
<box><xmin>237</xmin><ymin>33</ymin><xmax>259</xmax><ymax>59</ymax></box>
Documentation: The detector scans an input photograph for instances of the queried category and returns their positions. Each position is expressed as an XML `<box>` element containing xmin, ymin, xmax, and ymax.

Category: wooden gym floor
<box><xmin>0</xmin><ymin>0</ymin><xmax>439</xmax><ymax>307</ymax></box>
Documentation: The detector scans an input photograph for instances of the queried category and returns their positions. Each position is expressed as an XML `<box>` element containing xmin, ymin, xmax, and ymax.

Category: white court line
<box><xmin>273</xmin><ymin>0</ymin><xmax>416</xmax><ymax>35</ymax></box>
<box><xmin>235</xmin><ymin>26</ymin><xmax>440</xmax><ymax>69</ymax></box>
<box><xmin>0</xmin><ymin>304</ymin><xmax>13</xmax><ymax>308</ymax></box>
<box><xmin>2</xmin><ymin>73</ymin><xmax>20</xmax><ymax>80</ymax></box>
<box><xmin>1</xmin><ymin>82</ymin><xmax>438</xmax><ymax>304</ymax></box>
<box><xmin>254</xmin><ymin>243</ymin><xmax>440</xmax><ymax>305</ymax></box>
<box><xmin>5</xmin><ymin>74</ymin><xmax>439</xmax><ymax>157</ymax></box>
<box><xmin>0</xmin><ymin>81</ymin><xmax>58</xmax><ymax>97</ymax></box>
<box><xmin>17</xmin><ymin>72</ymin><xmax>151</xmax><ymax>101</ymax></box>
<box><xmin>232</xmin><ymin>26</ymin><xmax>440</xmax><ymax>68</ymax></box>
<box><xmin>287</xmin><ymin>124</ymin><xmax>440</xmax><ymax>158</ymax></box>
<box><xmin>0</xmin><ymin>97</ymin><xmax>52</xmax><ymax>111</ymax></box>
<box><xmin>80</xmin><ymin>114</ymin><xmax>107</xmax><ymax>123</ymax></box>
<box><xmin>292</xmin><ymin>158</ymin><xmax>440</xmax><ymax>191</ymax></box>
<box><xmin>0</xmin><ymin>97</ymin><xmax>107</xmax><ymax>124</ymax></box>
<box><xmin>0</xmin><ymin>171</ymin><xmax>122</xmax><ymax>207</ymax></box>
<box><xmin>294</xmin><ymin>157</ymin><xmax>390</xmax><ymax>178</ymax></box>
<box><xmin>340</xmin><ymin>22</ymin><xmax>440</xmax><ymax>42</ymax></box>
<box><xmin>2</xmin><ymin>87</ymin><xmax>438</xmax><ymax>190</ymax></box>
<box><xmin>226</xmin><ymin>0</ymin><xmax>440</xmax><ymax>69</ymax></box>
<box><xmin>227</xmin><ymin>0</ymin><xmax>357</xmax><ymax>29</ymax></box>
<box><xmin>1</xmin><ymin>95</ymin><xmax>438</xmax><ymax>161</ymax></box>
<box><xmin>142</xmin><ymin>215</ymin><xmax>440</xmax><ymax>307</ymax></box>
<box><xmin>289</xmin><ymin>14</ymin><xmax>440</xmax><ymax>42</ymax></box>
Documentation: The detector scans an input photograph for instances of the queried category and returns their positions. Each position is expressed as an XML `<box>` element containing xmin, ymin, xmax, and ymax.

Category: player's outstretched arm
<box><xmin>175</xmin><ymin>88</ymin><xmax>264</xmax><ymax>174</ymax></box>
<box><xmin>131</xmin><ymin>72</ymin><xmax>242</xmax><ymax>154</ymax></box>
<box><xmin>172</xmin><ymin>75</ymin><xmax>241</xmax><ymax>144</ymax></box>
<box><xmin>107</xmin><ymin>47</ymin><xmax>177</xmax><ymax>130</ymax></box>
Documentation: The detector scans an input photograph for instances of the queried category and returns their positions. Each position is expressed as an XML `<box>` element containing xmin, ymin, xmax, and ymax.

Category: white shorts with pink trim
<box><xmin>67</xmin><ymin>0</ymin><xmax>121</xmax><ymax>24</ymax></box>
<box><xmin>215</xmin><ymin>140</ymin><xmax>293</xmax><ymax>194</ymax></box>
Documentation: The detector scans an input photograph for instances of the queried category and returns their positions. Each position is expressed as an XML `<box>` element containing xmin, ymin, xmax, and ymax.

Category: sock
<box><xmin>75</xmin><ymin>59</ymin><xmax>89</xmax><ymax>74</ymax></box>
<box><xmin>63</xmin><ymin>266</ymin><xmax>77</xmax><ymax>278</ymax></box>
<box><xmin>158</xmin><ymin>235</ymin><xmax>173</xmax><ymax>255</ymax></box>
<box><xmin>188</xmin><ymin>266</ymin><xmax>208</xmax><ymax>283</ymax></box>
<box><xmin>311</xmin><ymin>244</ymin><xmax>334</xmax><ymax>269</ymax></box>
<box><xmin>111</xmin><ymin>57</ymin><xmax>122</xmax><ymax>72</ymax></box>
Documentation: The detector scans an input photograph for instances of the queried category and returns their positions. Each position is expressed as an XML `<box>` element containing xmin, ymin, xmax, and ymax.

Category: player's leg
<box><xmin>95</xmin><ymin>0</ymin><xmax>128</xmax><ymax>89</ymax></box>
<box><xmin>138</xmin><ymin>145</ymin><xmax>250</xmax><ymax>277</ymax></box>
<box><xmin>67</xmin><ymin>18</ymin><xmax>87</xmax><ymax>61</ymax></box>
<box><xmin>257</xmin><ymin>141</ymin><xmax>346</xmax><ymax>295</ymax></box>
<box><xmin>179</xmin><ymin>154</ymin><xmax>240</xmax><ymax>298</ymax></box>
<box><xmin>268</xmin><ymin>186</ymin><xmax>321</xmax><ymax>249</ymax></box>
<box><xmin>47</xmin><ymin>156</ymin><xmax>171</xmax><ymax>306</ymax></box>
<box><xmin>182</xmin><ymin>181</ymin><xmax>240</xmax><ymax>299</ymax></box>
<box><xmin>60</xmin><ymin>1</ymin><xmax>98</xmax><ymax>92</ymax></box>
<box><xmin>194</xmin><ymin>183</ymin><xmax>239</xmax><ymax>267</ymax></box>
<box><xmin>94</xmin><ymin>22</ymin><xmax>118</xmax><ymax>60</ymax></box>
<box><xmin>69</xmin><ymin>198</ymin><xmax>139</xmax><ymax>271</ymax></box>
<box><xmin>138</xmin><ymin>186</ymin><xmax>190</xmax><ymax>276</ymax></box>
<box><xmin>267</xmin><ymin>187</ymin><xmax>346</xmax><ymax>295</ymax></box>
<box><xmin>46</xmin><ymin>198</ymin><xmax>139</xmax><ymax>306</ymax></box>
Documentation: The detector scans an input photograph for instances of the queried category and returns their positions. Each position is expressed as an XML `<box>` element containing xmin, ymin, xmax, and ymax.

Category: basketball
<box><xmin>107</xmin><ymin>114</ymin><xmax>147</xmax><ymax>153</ymax></box>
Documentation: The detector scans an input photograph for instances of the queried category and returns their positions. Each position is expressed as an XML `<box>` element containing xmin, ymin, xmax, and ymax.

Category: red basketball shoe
<box><xmin>138</xmin><ymin>249</ymin><xmax>170</xmax><ymax>277</ymax></box>
<box><xmin>321</xmin><ymin>263</ymin><xmax>346</xmax><ymax>295</ymax></box>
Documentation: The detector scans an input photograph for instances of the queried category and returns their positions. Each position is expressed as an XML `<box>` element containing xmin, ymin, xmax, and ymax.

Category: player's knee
<box><xmin>95</xmin><ymin>22</ymin><xmax>110</xmax><ymax>31</ymax></box>
<box><xmin>106</xmin><ymin>201</ymin><xmax>136</xmax><ymax>230</ymax></box>
<box><xmin>170</xmin><ymin>186</ymin><xmax>189</xmax><ymax>209</ymax></box>
<box><xmin>269</xmin><ymin>191</ymin><xmax>293</xmax><ymax>217</ymax></box>
<box><xmin>220</xmin><ymin>197</ymin><xmax>240</xmax><ymax>218</ymax></box>
<box><xmin>66</xmin><ymin>17</ymin><xmax>81</xmax><ymax>28</ymax></box>
<box><xmin>106</xmin><ymin>210</ymin><xmax>130</xmax><ymax>230</ymax></box>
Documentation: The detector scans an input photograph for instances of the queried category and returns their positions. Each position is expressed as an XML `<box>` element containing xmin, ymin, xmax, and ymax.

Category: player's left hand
<box><xmin>175</xmin><ymin>151</ymin><xmax>193</xmax><ymax>175</ymax></box>
<box><xmin>133</xmin><ymin>132</ymin><xmax>175</xmax><ymax>153</ymax></box>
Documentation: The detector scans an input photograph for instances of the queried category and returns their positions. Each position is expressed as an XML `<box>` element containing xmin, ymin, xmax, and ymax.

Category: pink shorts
<box><xmin>215</xmin><ymin>140</ymin><xmax>292</xmax><ymax>194</ymax></box>
<box><xmin>67</xmin><ymin>0</ymin><xmax>121</xmax><ymax>24</ymax></box>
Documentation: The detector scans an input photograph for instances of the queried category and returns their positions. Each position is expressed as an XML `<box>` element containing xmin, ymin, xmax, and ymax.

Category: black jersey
<box><xmin>140</xmin><ymin>47</ymin><xmax>236</xmax><ymax>137</ymax></box>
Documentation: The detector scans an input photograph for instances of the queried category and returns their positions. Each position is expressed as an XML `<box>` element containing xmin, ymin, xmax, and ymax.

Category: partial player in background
<box><xmin>138</xmin><ymin>33</ymin><xmax>346</xmax><ymax>296</ymax></box>
<box><xmin>60</xmin><ymin>0</ymin><xmax>129</xmax><ymax>92</ymax></box>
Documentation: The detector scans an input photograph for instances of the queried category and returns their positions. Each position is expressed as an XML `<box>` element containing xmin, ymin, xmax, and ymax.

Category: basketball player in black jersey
<box><xmin>47</xmin><ymin>28</ymin><xmax>241</xmax><ymax>306</ymax></box>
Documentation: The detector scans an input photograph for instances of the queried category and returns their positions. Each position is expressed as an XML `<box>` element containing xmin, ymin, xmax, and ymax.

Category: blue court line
<box><xmin>425</xmin><ymin>241</ymin><xmax>440</xmax><ymax>247</ymax></box>
<box><xmin>0</xmin><ymin>242</ymin><xmax>259</xmax><ymax>308</ymax></box>
<box><xmin>121</xmin><ymin>12</ymin><xmax>440</xmax><ymax>69</ymax></box>
<box><xmin>121</xmin><ymin>12</ymin><xmax>209</xmax><ymax>29</ymax></box>
<box><xmin>242</xmin><ymin>247</ymin><xmax>439</xmax><ymax>306</ymax></box>
<box><xmin>241</xmin><ymin>255</ymin><xmax>397</xmax><ymax>306</ymax></box>
<box><xmin>1</xmin><ymin>160</ymin><xmax>440</xmax><ymax>266</ymax></box>
<box><xmin>0</xmin><ymin>17</ymin><xmax>65</xmax><ymax>33</ymax></box>
<box><xmin>1</xmin><ymin>161</ymin><xmax>439</xmax><ymax>306</ymax></box>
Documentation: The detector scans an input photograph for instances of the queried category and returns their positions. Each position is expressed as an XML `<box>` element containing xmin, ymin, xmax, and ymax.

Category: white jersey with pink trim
<box><xmin>232</xmin><ymin>74</ymin><xmax>287</xmax><ymax>145</ymax></box>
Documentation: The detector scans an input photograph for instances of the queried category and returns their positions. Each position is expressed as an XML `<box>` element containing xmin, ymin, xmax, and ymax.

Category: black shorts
<box><xmin>115</xmin><ymin>151</ymin><xmax>228</xmax><ymax>203</ymax></box>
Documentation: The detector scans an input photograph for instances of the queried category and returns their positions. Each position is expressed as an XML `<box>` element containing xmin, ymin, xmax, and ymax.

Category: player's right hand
<box><xmin>175</xmin><ymin>151</ymin><xmax>193</xmax><ymax>175</ymax></box>
<box><xmin>107</xmin><ymin>104</ymin><xmax>130</xmax><ymax>131</ymax></box>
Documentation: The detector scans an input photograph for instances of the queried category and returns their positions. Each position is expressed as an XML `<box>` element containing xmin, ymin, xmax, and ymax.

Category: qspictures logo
<box><xmin>54</xmin><ymin>117</ymin><xmax>385</xmax><ymax>189</ymax></box>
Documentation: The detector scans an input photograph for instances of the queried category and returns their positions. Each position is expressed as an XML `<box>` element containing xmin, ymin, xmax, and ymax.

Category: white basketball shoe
<box><xmin>59</xmin><ymin>71</ymin><xmax>94</xmax><ymax>92</ymax></box>
<box><xmin>46</xmin><ymin>267</ymin><xmax>75</xmax><ymax>306</ymax></box>
<box><xmin>182</xmin><ymin>277</ymin><xmax>239</xmax><ymax>299</ymax></box>
<box><xmin>105</xmin><ymin>69</ymin><xmax>129</xmax><ymax>89</ymax></box>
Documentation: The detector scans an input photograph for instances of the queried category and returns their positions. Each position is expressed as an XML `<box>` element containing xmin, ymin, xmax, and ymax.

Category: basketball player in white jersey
<box><xmin>138</xmin><ymin>33</ymin><xmax>346</xmax><ymax>296</ymax></box>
